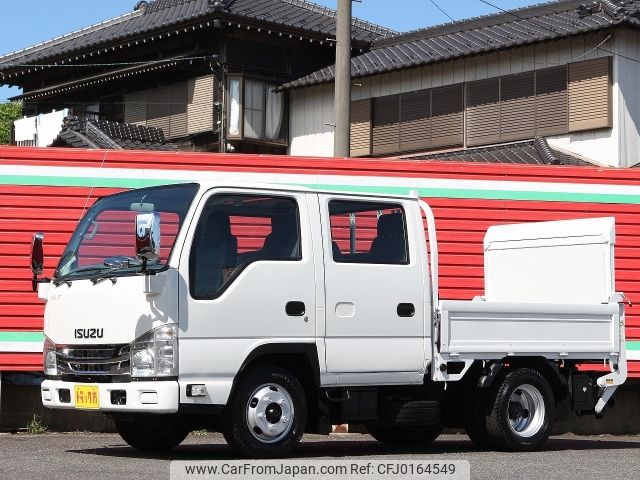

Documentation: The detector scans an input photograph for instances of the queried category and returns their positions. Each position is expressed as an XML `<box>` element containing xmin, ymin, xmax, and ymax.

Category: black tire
<box><xmin>464</xmin><ymin>390</ymin><xmax>495</xmax><ymax>450</ymax></box>
<box><xmin>367</xmin><ymin>424</ymin><xmax>443</xmax><ymax>445</ymax></box>
<box><xmin>485</xmin><ymin>368</ymin><xmax>555</xmax><ymax>451</ymax></box>
<box><xmin>223</xmin><ymin>366</ymin><xmax>307</xmax><ymax>458</ymax></box>
<box><xmin>115</xmin><ymin>415</ymin><xmax>189</xmax><ymax>452</ymax></box>
<box><xmin>465</xmin><ymin>415</ymin><xmax>495</xmax><ymax>449</ymax></box>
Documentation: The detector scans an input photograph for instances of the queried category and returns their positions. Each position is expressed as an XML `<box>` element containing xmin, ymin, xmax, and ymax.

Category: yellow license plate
<box><xmin>74</xmin><ymin>385</ymin><xmax>100</xmax><ymax>410</ymax></box>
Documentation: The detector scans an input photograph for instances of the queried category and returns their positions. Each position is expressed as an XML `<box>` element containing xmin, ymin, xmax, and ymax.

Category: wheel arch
<box><xmin>500</xmin><ymin>357</ymin><xmax>568</xmax><ymax>403</ymax></box>
<box><xmin>228</xmin><ymin>342</ymin><xmax>321</xmax><ymax>406</ymax></box>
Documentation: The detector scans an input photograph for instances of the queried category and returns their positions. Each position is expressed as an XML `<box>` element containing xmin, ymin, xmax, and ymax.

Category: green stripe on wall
<box><xmin>0</xmin><ymin>332</ymin><xmax>44</xmax><ymax>343</ymax></box>
<box><xmin>304</xmin><ymin>184</ymin><xmax>640</xmax><ymax>205</ymax></box>
<box><xmin>627</xmin><ymin>341</ymin><xmax>640</xmax><ymax>351</ymax></box>
<box><xmin>5</xmin><ymin>174</ymin><xmax>640</xmax><ymax>204</ymax></box>
<box><xmin>0</xmin><ymin>175</ymin><xmax>176</xmax><ymax>189</ymax></box>
<box><xmin>6</xmin><ymin>175</ymin><xmax>640</xmax><ymax>204</ymax></box>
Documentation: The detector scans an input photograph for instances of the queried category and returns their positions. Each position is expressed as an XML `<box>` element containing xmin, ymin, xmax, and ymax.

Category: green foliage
<box><xmin>26</xmin><ymin>414</ymin><xmax>48</xmax><ymax>435</ymax></box>
<box><xmin>0</xmin><ymin>101</ymin><xmax>23</xmax><ymax>145</ymax></box>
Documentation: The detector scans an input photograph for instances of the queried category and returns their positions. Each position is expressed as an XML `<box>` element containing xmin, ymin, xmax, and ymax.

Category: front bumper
<box><xmin>41</xmin><ymin>379</ymin><xmax>179</xmax><ymax>413</ymax></box>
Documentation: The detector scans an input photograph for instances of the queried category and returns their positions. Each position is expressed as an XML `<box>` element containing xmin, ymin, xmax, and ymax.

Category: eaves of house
<box><xmin>0</xmin><ymin>0</ymin><xmax>395</xmax><ymax>84</ymax></box>
<box><xmin>281</xmin><ymin>0</ymin><xmax>640</xmax><ymax>90</ymax></box>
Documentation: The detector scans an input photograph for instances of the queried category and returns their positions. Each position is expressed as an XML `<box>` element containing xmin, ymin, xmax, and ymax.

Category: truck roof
<box><xmin>191</xmin><ymin>181</ymin><xmax>420</xmax><ymax>201</ymax></box>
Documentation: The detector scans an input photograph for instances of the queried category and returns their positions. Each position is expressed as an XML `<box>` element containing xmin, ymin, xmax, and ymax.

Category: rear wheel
<box><xmin>115</xmin><ymin>415</ymin><xmax>189</xmax><ymax>452</ymax></box>
<box><xmin>223</xmin><ymin>366</ymin><xmax>307</xmax><ymax>458</ymax></box>
<box><xmin>367</xmin><ymin>424</ymin><xmax>443</xmax><ymax>445</ymax></box>
<box><xmin>485</xmin><ymin>368</ymin><xmax>555</xmax><ymax>451</ymax></box>
<box><xmin>464</xmin><ymin>390</ymin><xmax>495</xmax><ymax>449</ymax></box>
<box><xmin>465</xmin><ymin>414</ymin><xmax>494</xmax><ymax>449</ymax></box>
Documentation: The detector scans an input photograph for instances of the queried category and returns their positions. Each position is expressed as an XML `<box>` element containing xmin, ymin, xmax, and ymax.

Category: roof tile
<box><xmin>0</xmin><ymin>0</ymin><xmax>394</xmax><ymax>73</ymax></box>
<box><xmin>52</xmin><ymin>116</ymin><xmax>179</xmax><ymax>151</ymax></box>
<box><xmin>402</xmin><ymin>137</ymin><xmax>598</xmax><ymax>167</ymax></box>
<box><xmin>282</xmin><ymin>0</ymin><xmax>640</xmax><ymax>89</ymax></box>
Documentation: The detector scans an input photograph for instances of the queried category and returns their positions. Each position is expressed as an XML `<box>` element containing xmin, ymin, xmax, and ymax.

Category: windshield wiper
<box><xmin>54</xmin><ymin>257</ymin><xmax>159</xmax><ymax>286</ymax></box>
<box><xmin>91</xmin><ymin>257</ymin><xmax>144</xmax><ymax>285</ymax></box>
<box><xmin>53</xmin><ymin>265</ymin><xmax>109</xmax><ymax>286</ymax></box>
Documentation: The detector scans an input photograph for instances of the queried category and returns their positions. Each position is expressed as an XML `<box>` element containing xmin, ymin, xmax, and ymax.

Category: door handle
<box><xmin>286</xmin><ymin>301</ymin><xmax>306</xmax><ymax>317</ymax></box>
<box><xmin>397</xmin><ymin>303</ymin><xmax>415</xmax><ymax>317</ymax></box>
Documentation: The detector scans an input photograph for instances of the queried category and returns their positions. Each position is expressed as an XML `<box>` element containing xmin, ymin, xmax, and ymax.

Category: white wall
<box><xmin>289</xmin><ymin>31</ymin><xmax>632</xmax><ymax>167</ymax></box>
<box><xmin>289</xmin><ymin>83</ymin><xmax>335</xmax><ymax>158</ymax></box>
<box><xmin>613</xmin><ymin>28</ymin><xmax>640</xmax><ymax>167</ymax></box>
<box><xmin>13</xmin><ymin>108</ymin><xmax>69</xmax><ymax>147</ymax></box>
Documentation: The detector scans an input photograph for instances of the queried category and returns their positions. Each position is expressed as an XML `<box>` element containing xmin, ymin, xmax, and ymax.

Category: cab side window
<box><xmin>190</xmin><ymin>195</ymin><xmax>301</xmax><ymax>299</ymax></box>
<box><xmin>329</xmin><ymin>200</ymin><xmax>409</xmax><ymax>265</ymax></box>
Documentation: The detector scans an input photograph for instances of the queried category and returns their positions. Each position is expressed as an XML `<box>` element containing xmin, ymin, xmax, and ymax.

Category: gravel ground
<box><xmin>1</xmin><ymin>432</ymin><xmax>639</xmax><ymax>480</ymax></box>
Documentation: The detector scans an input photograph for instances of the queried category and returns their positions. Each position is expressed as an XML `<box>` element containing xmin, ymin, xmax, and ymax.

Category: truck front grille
<box><xmin>56</xmin><ymin>345</ymin><xmax>131</xmax><ymax>383</ymax></box>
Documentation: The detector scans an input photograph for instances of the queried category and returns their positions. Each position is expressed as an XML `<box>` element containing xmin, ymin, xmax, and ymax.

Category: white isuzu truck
<box><xmin>31</xmin><ymin>182</ymin><xmax>626</xmax><ymax>458</ymax></box>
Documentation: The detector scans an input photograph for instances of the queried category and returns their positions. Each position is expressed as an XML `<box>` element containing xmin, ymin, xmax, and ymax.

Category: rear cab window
<box><xmin>328</xmin><ymin>200</ymin><xmax>409</xmax><ymax>265</ymax></box>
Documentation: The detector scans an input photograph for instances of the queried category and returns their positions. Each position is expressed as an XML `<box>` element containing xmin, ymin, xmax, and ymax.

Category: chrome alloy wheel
<box><xmin>246</xmin><ymin>383</ymin><xmax>295</xmax><ymax>444</ymax></box>
<box><xmin>507</xmin><ymin>384</ymin><xmax>546</xmax><ymax>438</ymax></box>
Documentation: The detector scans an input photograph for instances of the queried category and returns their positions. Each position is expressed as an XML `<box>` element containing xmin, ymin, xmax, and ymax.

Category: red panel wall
<box><xmin>2</xmin><ymin>146</ymin><xmax>640</xmax><ymax>374</ymax></box>
<box><xmin>0</xmin><ymin>185</ymin><xmax>121</xmax><ymax>332</ymax></box>
<box><xmin>430</xmin><ymin>197</ymin><xmax>640</xmax><ymax>340</ymax></box>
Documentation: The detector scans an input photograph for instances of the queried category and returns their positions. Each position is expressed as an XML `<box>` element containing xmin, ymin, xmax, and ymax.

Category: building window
<box><xmin>349</xmin><ymin>57</ymin><xmax>611</xmax><ymax>157</ymax></box>
<box><xmin>228</xmin><ymin>78</ymin><xmax>241</xmax><ymax>137</ymax></box>
<box><xmin>226</xmin><ymin>76</ymin><xmax>286</xmax><ymax>144</ymax></box>
<box><xmin>123</xmin><ymin>75</ymin><xmax>217</xmax><ymax>139</ymax></box>
<box><xmin>244</xmin><ymin>79</ymin><xmax>265</xmax><ymax>138</ymax></box>
<box><xmin>353</xmin><ymin>84</ymin><xmax>464</xmax><ymax>157</ymax></box>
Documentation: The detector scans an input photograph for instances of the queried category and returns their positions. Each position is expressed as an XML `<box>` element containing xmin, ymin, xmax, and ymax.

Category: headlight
<box><xmin>43</xmin><ymin>337</ymin><xmax>57</xmax><ymax>376</ymax></box>
<box><xmin>130</xmin><ymin>325</ymin><xmax>178</xmax><ymax>377</ymax></box>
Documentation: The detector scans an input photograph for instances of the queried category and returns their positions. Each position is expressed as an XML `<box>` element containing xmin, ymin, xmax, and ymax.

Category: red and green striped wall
<box><xmin>2</xmin><ymin>146</ymin><xmax>640</xmax><ymax>374</ymax></box>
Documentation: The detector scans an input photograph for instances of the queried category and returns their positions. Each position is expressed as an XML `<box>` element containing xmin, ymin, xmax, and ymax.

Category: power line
<box><xmin>429</xmin><ymin>0</ymin><xmax>456</xmax><ymax>23</ymax></box>
<box><xmin>477</xmin><ymin>0</ymin><xmax>640</xmax><ymax>64</ymax></box>
<box><xmin>420</xmin><ymin>0</ymin><xmax>620</xmax><ymax>71</ymax></box>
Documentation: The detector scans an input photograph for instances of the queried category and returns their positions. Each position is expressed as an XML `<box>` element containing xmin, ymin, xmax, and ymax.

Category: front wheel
<box><xmin>367</xmin><ymin>424</ymin><xmax>443</xmax><ymax>445</ymax></box>
<box><xmin>485</xmin><ymin>368</ymin><xmax>555</xmax><ymax>451</ymax></box>
<box><xmin>223</xmin><ymin>366</ymin><xmax>307</xmax><ymax>458</ymax></box>
<box><xmin>115</xmin><ymin>414</ymin><xmax>189</xmax><ymax>452</ymax></box>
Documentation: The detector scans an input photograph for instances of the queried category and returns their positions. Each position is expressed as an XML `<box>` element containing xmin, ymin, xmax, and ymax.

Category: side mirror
<box><xmin>136</xmin><ymin>212</ymin><xmax>161</xmax><ymax>261</ymax></box>
<box><xmin>31</xmin><ymin>233</ymin><xmax>44</xmax><ymax>276</ymax></box>
<box><xmin>31</xmin><ymin>233</ymin><xmax>45</xmax><ymax>292</ymax></box>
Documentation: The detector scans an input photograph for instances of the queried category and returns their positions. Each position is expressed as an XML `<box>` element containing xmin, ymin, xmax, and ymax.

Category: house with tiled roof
<box><xmin>285</xmin><ymin>0</ymin><xmax>640</xmax><ymax>167</ymax></box>
<box><xmin>0</xmin><ymin>0</ymin><xmax>393</xmax><ymax>153</ymax></box>
<box><xmin>4</xmin><ymin>0</ymin><xmax>640</xmax><ymax>167</ymax></box>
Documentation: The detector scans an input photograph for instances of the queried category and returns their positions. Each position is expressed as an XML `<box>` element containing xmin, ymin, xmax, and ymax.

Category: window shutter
<box><xmin>400</xmin><ymin>90</ymin><xmax>431</xmax><ymax>152</ymax></box>
<box><xmin>169</xmin><ymin>83</ymin><xmax>188</xmax><ymax>139</ymax></box>
<box><xmin>466</xmin><ymin>77</ymin><xmax>500</xmax><ymax>147</ymax></box>
<box><xmin>372</xmin><ymin>94</ymin><xmax>400</xmax><ymax>155</ymax></box>
<box><xmin>568</xmin><ymin>57</ymin><xmax>612</xmax><ymax>132</ymax></box>
<box><xmin>124</xmin><ymin>91</ymin><xmax>147</xmax><ymax>126</ymax></box>
<box><xmin>500</xmin><ymin>71</ymin><xmax>535</xmax><ymax>142</ymax></box>
<box><xmin>431</xmin><ymin>84</ymin><xmax>464</xmax><ymax>148</ymax></box>
<box><xmin>350</xmin><ymin>99</ymin><xmax>371</xmax><ymax>157</ymax></box>
<box><xmin>535</xmin><ymin>65</ymin><xmax>568</xmax><ymax>137</ymax></box>
<box><xmin>147</xmin><ymin>86</ymin><xmax>172</xmax><ymax>138</ymax></box>
<box><xmin>188</xmin><ymin>75</ymin><xmax>215</xmax><ymax>134</ymax></box>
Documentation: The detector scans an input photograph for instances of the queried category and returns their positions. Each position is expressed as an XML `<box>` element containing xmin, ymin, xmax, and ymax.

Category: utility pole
<box><xmin>334</xmin><ymin>0</ymin><xmax>352</xmax><ymax>158</ymax></box>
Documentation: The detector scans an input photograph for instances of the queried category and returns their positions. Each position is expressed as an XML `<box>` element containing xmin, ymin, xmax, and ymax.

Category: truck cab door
<box><xmin>177</xmin><ymin>189</ymin><xmax>316</xmax><ymax>405</ymax></box>
<box><xmin>319</xmin><ymin>195</ymin><xmax>427</xmax><ymax>376</ymax></box>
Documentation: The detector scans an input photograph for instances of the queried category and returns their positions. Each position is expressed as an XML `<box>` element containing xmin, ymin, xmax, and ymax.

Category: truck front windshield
<box><xmin>55</xmin><ymin>183</ymin><xmax>199</xmax><ymax>280</ymax></box>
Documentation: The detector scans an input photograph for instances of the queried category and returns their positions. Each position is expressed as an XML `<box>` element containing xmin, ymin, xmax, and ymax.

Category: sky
<box><xmin>0</xmin><ymin>0</ymin><xmax>537</xmax><ymax>103</ymax></box>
